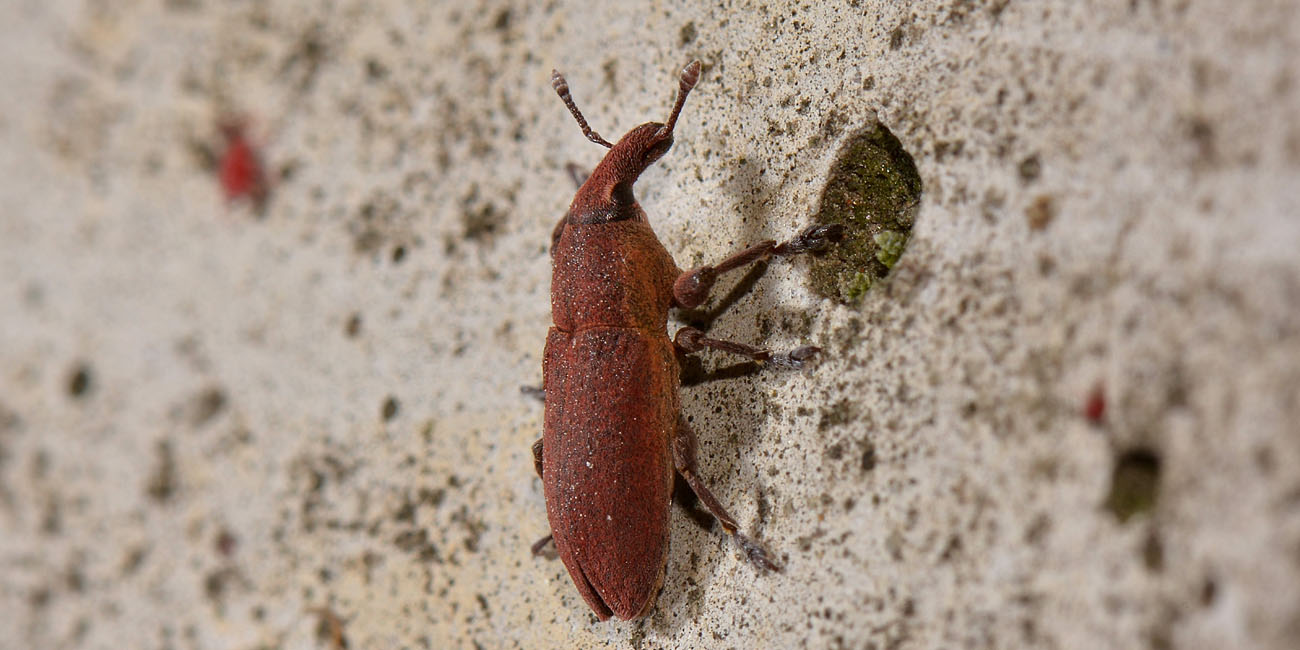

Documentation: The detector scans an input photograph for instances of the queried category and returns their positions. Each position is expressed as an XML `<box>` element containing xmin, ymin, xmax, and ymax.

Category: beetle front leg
<box><xmin>673</xmin><ymin>224</ymin><xmax>845</xmax><ymax>308</ymax></box>
<box><xmin>673</xmin><ymin>417</ymin><xmax>781</xmax><ymax>571</ymax></box>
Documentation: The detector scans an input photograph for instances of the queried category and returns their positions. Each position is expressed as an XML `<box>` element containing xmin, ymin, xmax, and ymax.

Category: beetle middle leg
<box><xmin>673</xmin><ymin>417</ymin><xmax>781</xmax><ymax>571</ymax></box>
<box><xmin>673</xmin><ymin>223</ymin><xmax>845</xmax><ymax>309</ymax></box>
<box><xmin>674</xmin><ymin>326</ymin><xmax>820</xmax><ymax>370</ymax></box>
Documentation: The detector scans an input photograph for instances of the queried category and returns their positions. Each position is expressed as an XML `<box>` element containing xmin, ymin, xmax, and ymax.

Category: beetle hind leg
<box><xmin>672</xmin><ymin>417</ymin><xmax>781</xmax><ymax>571</ymax></box>
<box><xmin>529</xmin><ymin>439</ymin><xmax>560</xmax><ymax>560</ymax></box>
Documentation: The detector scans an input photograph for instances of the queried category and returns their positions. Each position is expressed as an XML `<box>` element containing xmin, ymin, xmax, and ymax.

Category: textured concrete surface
<box><xmin>2</xmin><ymin>1</ymin><xmax>1299</xmax><ymax>648</ymax></box>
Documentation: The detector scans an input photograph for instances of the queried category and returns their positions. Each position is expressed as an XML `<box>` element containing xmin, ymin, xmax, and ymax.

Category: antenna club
<box><xmin>681</xmin><ymin>60</ymin><xmax>702</xmax><ymax>90</ymax></box>
<box><xmin>660</xmin><ymin>60</ymin><xmax>703</xmax><ymax>137</ymax></box>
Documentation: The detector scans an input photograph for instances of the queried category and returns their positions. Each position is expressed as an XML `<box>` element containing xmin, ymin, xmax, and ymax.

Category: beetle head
<box><xmin>593</xmin><ymin>122</ymin><xmax>675</xmax><ymax>205</ymax></box>
<box><xmin>553</xmin><ymin>61</ymin><xmax>702</xmax><ymax>218</ymax></box>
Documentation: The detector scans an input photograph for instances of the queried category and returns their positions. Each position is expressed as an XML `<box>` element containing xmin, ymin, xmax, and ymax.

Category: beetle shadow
<box><xmin>650</xmin><ymin>146</ymin><xmax>835</xmax><ymax>629</ymax></box>
<box><xmin>655</xmin><ymin>252</ymin><xmax>807</xmax><ymax>629</ymax></box>
<box><xmin>675</xmin><ymin>263</ymin><xmax>769</xmax><ymax>333</ymax></box>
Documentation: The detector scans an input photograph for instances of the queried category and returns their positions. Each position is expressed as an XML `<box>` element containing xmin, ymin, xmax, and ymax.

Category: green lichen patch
<box><xmin>808</xmin><ymin>121</ymin><xmax>922</xmax><ymax>303</ymax></box>
<box><xmin>873</xmin><ymin>230</ymin><xmax>907</xmax><ymax>268</ymax></box>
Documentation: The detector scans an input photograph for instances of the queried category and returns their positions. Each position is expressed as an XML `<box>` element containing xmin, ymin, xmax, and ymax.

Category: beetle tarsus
<box><xmin>735</xmin><ymin>534</ymin><xmax>782</xmax><ymax>572</ymax></box>
<box><xmin>772</xmin><ymin>223</ymin><xmax>846</xmax><ymax>256</ymax></box>
<box><xmin>768</xmin><ymin>345</ymin><xmax>822</xmax><ymax>370</ymax></box>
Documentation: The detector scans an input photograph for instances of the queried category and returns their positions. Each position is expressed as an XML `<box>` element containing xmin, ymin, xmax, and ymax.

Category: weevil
<box><xmin>534</xmin><ymin>60</ymin><xmax>843</xmax><ymax>621</ymax></box>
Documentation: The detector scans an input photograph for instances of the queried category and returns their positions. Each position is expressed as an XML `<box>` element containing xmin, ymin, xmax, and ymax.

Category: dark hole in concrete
<box><xmin>146</xmin><ymin>439</ymin><xmax>177</xmax><ymax>503</ymax></box>
<box><xmin>67</xmin><ymin>363</ymin><xmax>92</xmax><ymax>398</ymax></box>
<box><xmin>1142</xmin><ymin>529</ymin><xmax>1164</xmax><ymax>571</ymax></box>
<box><xmin>1018</xmin><ymin>154</ymin><xmax>1042</xmax><ymax>183</ymax></box>
<box><xmin>679</xmin><ymin>21</ymin><xmax>698</xmax><ymax>46</ymax></box>
<box><xmin>827</xmin><ymin>443</ymin><xmax>844</xmax><ymax>460</ymax></box>
<box><xmin>492</xmin><ymin>8</ymin><xmax>512</xmax><ymax>32</ymax></box>
<box><xmin>1026</xmin><ymin>194</ymin><xmax>1056</xmax><ymax>231</ymax></box>
<box><xmin>462</xmin><ymin>201</ymin><xmax>503</xmax><ymax>243</ymax></box>
<box><xmin>1103</xmin><ymin>447</ymin><xmax>1161</xmax><ymax>523</ymax></box>
<box><xmin>889</xmin><ymin>26</ymin><xmax>906</xmax><ymax>50</ymax></box>
<box><xmin>381</xmin><ymin>396</ymin><xmax>399</xmax><ymax>421</ymax></box>
<box><xmin>808</xmin><ymin>120</ymin><xmax>922</xmax><ymax>303</ymax></box>
<box><xmin>860</xmin><ymin>443</ymin><xmax>877</xmax><ymax>472</ymax></box>
<box><xmin>1200</xmin><ymin>576</ymin><xmax>1217</xmax><ymax>606</ymax></box>
<box><xmin>192</xmin><ymin>387</ymin><xmax>227</xmax><ymax>426</ymax></box>
<box><xmin>313</xmin><ymin>608</ymin><xmax>349</xmax><ymax>649</ymax></box>
<box><xmin>214</xmin><ymin>528</ymin><xmax>237</xmax><ymax>557</ymax></box>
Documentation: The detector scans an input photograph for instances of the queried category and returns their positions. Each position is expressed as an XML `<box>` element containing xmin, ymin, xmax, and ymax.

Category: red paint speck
<box><xmin>1084</xmin><ymin>383</ymin><xmax>1106</xmax><ymax>423</ymax></box>
<box><xmin>214</xmin><ymin>528</ymin><xmax>238</xmax><ymax>557</ymax></box>
<box><xmin>218</xmin><ymin>119</ymin><xmax>268</xmax><ymax>209</ymax></box>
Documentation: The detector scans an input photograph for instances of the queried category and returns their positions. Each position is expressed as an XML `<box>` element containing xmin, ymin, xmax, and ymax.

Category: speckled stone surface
<box><xmin>2</xmin><ymin>1</ymin><xmax>1298</xmax><ymax>648</ymax></box>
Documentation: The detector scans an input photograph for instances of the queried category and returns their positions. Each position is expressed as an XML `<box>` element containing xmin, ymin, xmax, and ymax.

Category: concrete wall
<box><xmin>2</xmin><ymin>1</ymin><xmax>1298</xmax><ymax>648</ymax></box>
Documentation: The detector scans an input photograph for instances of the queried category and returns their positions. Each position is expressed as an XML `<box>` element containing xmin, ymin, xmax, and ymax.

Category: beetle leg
<box><xmin>564</xmin><ymin>162</ymin><xmax>590</xmax><ymax>189</ymax></box>
<box><xmin>520</xmin><ymin>385</ymin><xmax>546</xmax><ymax>402</ymax></box>
<box><xmin>674</xmin><ymin>326</ymin><xmax>821</xmax><ymax>370</ymax></box>
<box><xmin>673</xmin><ymin>241</ymin><xmax>774</xmax><ymax>308</ymax></box>
<box><xmin>531</xmin><ymin>534</ymin><xmax>554</xmax><ymax>556</ymax></box>
<box><xmin>549</xmin><ymin>214</ymin><xmax>567</xmax><ymax>254</ymax></box>
<box><xmin>672</xmin><ymin>223</ymin><xmax>845</xmax><ymax>308</ymax></box>
<box><xmin>672</xmin><ymin>417</ymin><xmax>781</xmax><ymax>571</ymax></box>
<box><xmin>772</xmin><ymin>223</ymin><xmax>846</xmax><ymax>256</ymax></box>
<box><xmin>529</xmin><ymin>441</ymin><xmax>558</xmax><ymax>559</ymax></box>
<box><xmin>532</xmin><ymin>438</ymin><xmax>544</xmax><ymax>478</ymax></box>
<box><xmin>548</xmin><ymin>163</ymin><xmax>591</xmax><ymax>255</ymax></box>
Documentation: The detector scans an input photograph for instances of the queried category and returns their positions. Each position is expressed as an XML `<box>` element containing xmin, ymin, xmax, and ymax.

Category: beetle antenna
<box><xmin>551</xmin><ymin>69</ymin><xmax>613</xmax><ymax>148</ymax></box>
<box><xmin>660</xmin><ymin>60</ymin><xmax>702</xmax><ymax>138</ymax></box>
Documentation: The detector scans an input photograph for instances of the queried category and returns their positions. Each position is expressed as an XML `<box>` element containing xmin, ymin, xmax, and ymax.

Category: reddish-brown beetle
<box><xmin>533</xmin><ymin>60</ymin><xmax>842</xmax><ymax>620</ymax></box>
